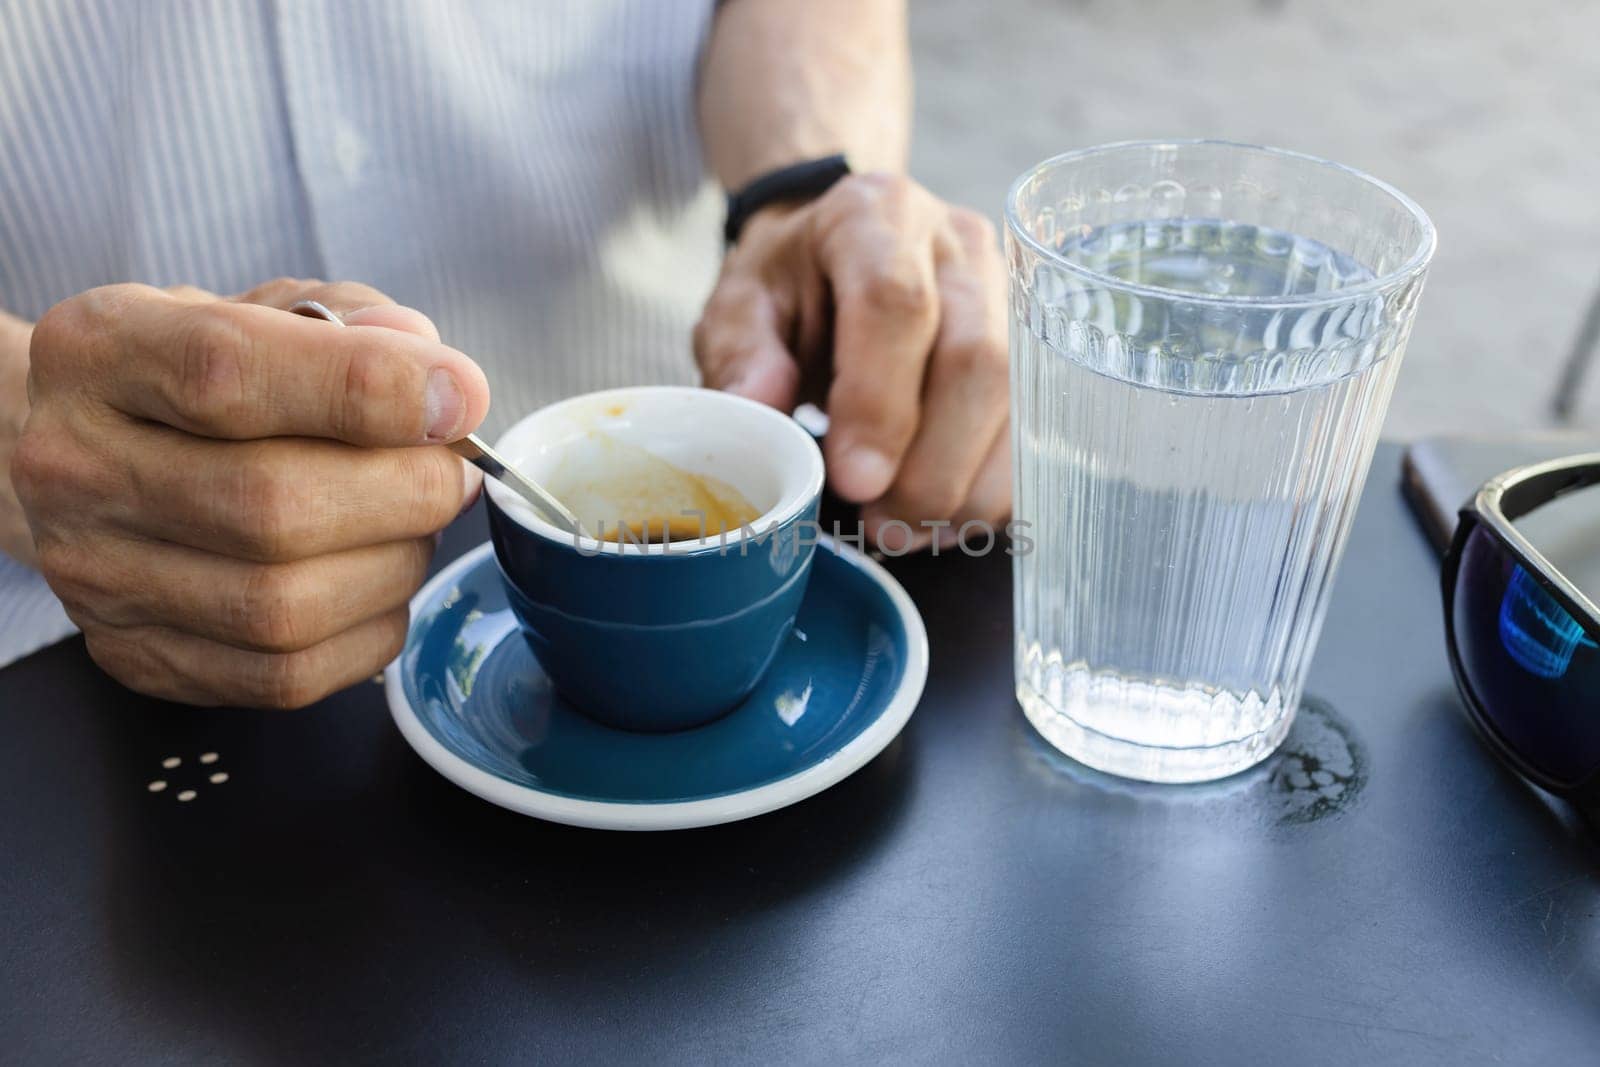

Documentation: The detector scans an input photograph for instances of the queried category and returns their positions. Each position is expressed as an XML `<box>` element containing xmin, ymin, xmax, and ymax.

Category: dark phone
<box><xmin>1401</xmin><ymin>433</ymin><xmax>1600</xmax><ymax>555</ymax></box>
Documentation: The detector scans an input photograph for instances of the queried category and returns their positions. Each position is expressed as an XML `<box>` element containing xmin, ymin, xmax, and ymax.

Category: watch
<box><xmin>723</xmin><ymin>153</ymin><xmax>852</xmax><ymax>245</ymax></box>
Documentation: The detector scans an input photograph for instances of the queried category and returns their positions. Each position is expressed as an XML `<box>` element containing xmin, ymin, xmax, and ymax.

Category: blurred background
<box><xmin>908</xmin><ymin>0</ymin><xmax>1600</xmax><ymax>438</ymax></box>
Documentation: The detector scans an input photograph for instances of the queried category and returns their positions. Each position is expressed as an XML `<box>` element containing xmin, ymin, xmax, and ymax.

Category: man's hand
<box><xmin>11</xmin><ymin>279</ymin><xmax>490</xmax><ymax>707</ymax></box>
<box><xmin>694</xmin><ymin>173</ymin><xmax>1010</xmax><ymax>552</ymax></box>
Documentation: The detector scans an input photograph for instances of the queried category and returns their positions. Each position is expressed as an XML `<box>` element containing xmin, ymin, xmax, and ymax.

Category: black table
<box><xmin>3</xmin><ymin>445</ymin><xmax>1596</xmax><ymax>1065</ymax></box>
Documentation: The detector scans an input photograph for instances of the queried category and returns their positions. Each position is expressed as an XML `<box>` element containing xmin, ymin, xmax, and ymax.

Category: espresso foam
<box><xmin>526</xmin><ymin>432</ymin><xmax>761</xmax><ymax>543</ymax></box>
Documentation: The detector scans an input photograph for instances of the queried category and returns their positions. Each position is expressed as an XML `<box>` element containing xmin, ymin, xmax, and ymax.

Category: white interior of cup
<box><xmin>486</xmin><ymin>386</ymin><xmax>824</xmax><ymax>554</ymax></box>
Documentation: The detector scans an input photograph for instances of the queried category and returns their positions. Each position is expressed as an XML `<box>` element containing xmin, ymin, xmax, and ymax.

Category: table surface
<box><xmin>2</xmin><ymin>444</ymin><xmax>1596</xmax><ymax>1065</ymax></box>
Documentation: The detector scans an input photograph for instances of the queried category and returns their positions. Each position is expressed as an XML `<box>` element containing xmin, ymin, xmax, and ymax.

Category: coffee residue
<box><xmin>595</xmin><ymin>466</ymin><xmax>760</xmax><ymax>543</ymax></box>
<box><xmin>543</xmin><ymin>432</ymin><xmax>762</xmax><ymax>545</ymax></box>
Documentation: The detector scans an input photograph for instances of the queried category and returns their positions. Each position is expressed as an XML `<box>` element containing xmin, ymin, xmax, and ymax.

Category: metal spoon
<box><xmin>287</xmin><ymin>300</ymin><xmax>584</xmax><ymax>536</ymax></box>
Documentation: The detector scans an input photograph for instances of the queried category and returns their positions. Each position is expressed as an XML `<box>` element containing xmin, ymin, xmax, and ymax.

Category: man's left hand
<box><xmin>695</xmin><ymin>173</ymin><xmax>1010</xmax><ymax>553</ymax></box>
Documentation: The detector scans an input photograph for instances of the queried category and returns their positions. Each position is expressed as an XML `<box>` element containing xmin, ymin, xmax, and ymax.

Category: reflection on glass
<box><xmin>1499</xmin><ymin>566</ymin><xmax>1596</xmax><ymax>679</ymax></box>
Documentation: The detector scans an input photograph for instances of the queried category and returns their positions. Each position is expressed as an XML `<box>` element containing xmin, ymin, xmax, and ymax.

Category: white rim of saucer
<box><xmin>383</xmin><ymin>537</ymin><xmax>929</xmax><ymax>831</ymax></box>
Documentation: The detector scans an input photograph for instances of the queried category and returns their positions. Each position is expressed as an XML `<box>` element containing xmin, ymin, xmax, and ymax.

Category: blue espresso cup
<box><xmin>483</xmin><ymin>386</ymin><xmax>825</xmax><ymax>732</ymax></box>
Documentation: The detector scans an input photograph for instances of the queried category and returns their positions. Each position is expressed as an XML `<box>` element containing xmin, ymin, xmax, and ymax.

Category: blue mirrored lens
<box><xmin>1499</xmin><ymin>567</ymin><xmax>1596</xmax><ymax>679</ymax></box>
<box><xmin>1453</xmin><ymin>525</ymin><xmax>1600</xmax><ymax>785</ymax></box>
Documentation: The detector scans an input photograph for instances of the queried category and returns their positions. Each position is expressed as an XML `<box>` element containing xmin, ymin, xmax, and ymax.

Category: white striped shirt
<box><xmin>0</xmin><ymin>0</ymin><xmax>723</xmax><ymax>666</ymax></box>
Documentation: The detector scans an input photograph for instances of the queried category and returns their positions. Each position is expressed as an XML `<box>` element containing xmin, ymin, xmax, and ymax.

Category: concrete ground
<box><xmin>908</xmin><ymin>0</ymin><xmax>1600</xmax><ymax>438</ymax></box>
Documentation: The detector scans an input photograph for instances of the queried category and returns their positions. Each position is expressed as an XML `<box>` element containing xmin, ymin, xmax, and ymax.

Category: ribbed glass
<box><xmin>1006</xmin><ymin>141</ymin><xmax>1434</xmax><ymax>782</ymax></box>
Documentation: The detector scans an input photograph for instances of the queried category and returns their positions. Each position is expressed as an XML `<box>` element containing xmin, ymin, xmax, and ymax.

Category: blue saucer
<box><xmin>385</xmin><ymin>539</ymin><xmax>928</xmax><ymax>830</ymax></box>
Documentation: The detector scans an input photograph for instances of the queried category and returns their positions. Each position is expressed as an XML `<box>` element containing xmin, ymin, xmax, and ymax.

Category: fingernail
<box><xmin>459</xmin><ymin>460</ymin><xmax>483</xmax><ymax>516</ymax></box>
<box><xmin>843</xmin><ymin>446</ymin><xmax>896</xmax><ymax>500</ymax></box>
<box><xmin>875</xmin><ymin>521</ymin><xmax>929</xmax><ymax>555</ymax></box>
<box><xmin>878</xmin><ymin>524</ymin><xmax>910</xmax><ymax>553</ymax></box>
<box><xmin>425</xmin><ymin>368</ymin><xmax>464</xmax><ymax>441</ymax></box>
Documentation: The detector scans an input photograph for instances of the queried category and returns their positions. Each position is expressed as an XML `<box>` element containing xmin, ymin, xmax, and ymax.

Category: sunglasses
<box><xmin>1441</xmin><ymin>453</ymin><xmax>1600</xmax><ymax>822</ymax></box>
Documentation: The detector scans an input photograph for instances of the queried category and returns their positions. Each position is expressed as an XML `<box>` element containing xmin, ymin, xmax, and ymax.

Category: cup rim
<box><xmin>483</xmin><ymin>385</ymin><xmax>825</xmax><ymax>557</ymax></box>
<box><xmin>1003</xmin><ymin>138</ymin><xmax>1438</xmax><ymax>310</ymax></box>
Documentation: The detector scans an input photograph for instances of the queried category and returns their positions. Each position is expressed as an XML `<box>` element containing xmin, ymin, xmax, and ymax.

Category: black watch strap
<box><xmin>723</xmin><ymin>153</ymin><xmax>852</xmax><ymax>244</ymax></box>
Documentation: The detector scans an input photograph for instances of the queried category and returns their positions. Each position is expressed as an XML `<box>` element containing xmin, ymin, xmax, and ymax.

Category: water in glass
<box><xmin>1008</xmin><ymin>148</ymin><xmax>1432</xmax><ymax>783</ymax></box>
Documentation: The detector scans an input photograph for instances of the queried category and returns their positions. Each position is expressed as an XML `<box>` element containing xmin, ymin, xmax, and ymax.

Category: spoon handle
<box><xmin>286</xmin><ymin>300</ymin><xmax>584</xmax><ymax>536</ymax></box>
<box><xmin>446</xmin><ymin>435</ymin><xmax>583</xmax><ymax>535</ymax></box>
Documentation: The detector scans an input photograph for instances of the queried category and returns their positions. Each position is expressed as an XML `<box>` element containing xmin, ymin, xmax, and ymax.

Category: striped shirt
<box><xmin>0</xmin><ymin>0</ymin><xmax>722</xmax><ymax>666</ymax></box>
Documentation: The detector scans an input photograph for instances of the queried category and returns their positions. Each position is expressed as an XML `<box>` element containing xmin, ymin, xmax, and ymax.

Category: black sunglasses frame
<box><xmin>1441</xmin><ymin>453</ymin><xmax>1600</xmax><ymax>815</ymax></box>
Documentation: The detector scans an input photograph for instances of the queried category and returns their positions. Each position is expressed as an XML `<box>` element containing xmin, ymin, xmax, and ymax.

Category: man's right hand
<box><xmin>10</xmin><ymin>280</ymin><xmax>490</xmax><ymax>708</ymax></box>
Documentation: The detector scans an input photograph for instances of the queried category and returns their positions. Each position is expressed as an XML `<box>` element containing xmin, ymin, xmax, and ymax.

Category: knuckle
<box><xmin>83</xmin><ymin>630</ymin><xmax>146</xmax><ymax>690</ymax></box>
<box><xmin>257</xmin><ymin>651</ymin><xmax>325</xmax><ymax>710</ymax></box>
<box><xmin>951</xmin><ymin>207</ymin><xmax>998</xmax><ymax>246</ymax></box>
<box><xmin>857</xmin><ymin>173</ymin><xmax>930</xmax><ymax>217</ymax></box>
<box><xmin>946</xmin><ymin>335</ymin><xmax>1010</xmax><ymax>381</ymax></box>
<box><xmin>883</xmin><ymin>171</ymin><xmax>915</xmax><ymax>192</ymax></box>
<box><xmin>41</xmin><ymin>551</ymin><xmax>122</xmax><ymax>628</ymax></box>
<box><xmin>860</xmin><ymin>268</ymin><xmax>935</xmax><ymax>318</ymax></box>
<box><xmin>84</xmin><ymin>626</ymin><xmax>180</xmax><ymax>700</ymax></box>
<box><xmin>174</xmin><ymin>304</ymin><xmax>254</xmax><ymax>426</ymax></box>
<box><xmin>818</xmin><ymin>176</ymin><xmax>885</xmax><ymax>228</ymax></box>
<box><xmin>876</xmin><ymin>172</ymin><xmax>917</xmax><ymax>202</ymax></box>
<box><xmin>30</xmin><ymin>297</ymin><xmax>88</xmax><ymax>361</ymax></box>
<box><xmin>238</xmin><ymin>563</ymin><xmax>314</xmax><ymax>652</ymax></box>
<box><xmin>9</xmin><ymin>422</ymin><xmax>54</xmax><ymax>506</ymax></box>
<box><xmin>239</xmin><ymin>503</ymin><xmax>297</xmax><ymax>565</ymax></box>
<box><xmin>854</xmin><ymin>171</ymin><xmax>909</xmax><ymax>199</ymax></box>
<box><xmin>32</xmin><ymin>537</ymin><xmax>81</xmax><ymax>590</ymax></box>
<box><xmin>402</xmin><ymin>447</ymin><xmax>458</xmax><ymax>531</ymax></box>
<box><xmin>900</xmin><ymin>476</ymin><xmax>965</xmax><ymax>521</ymax></box>
<box><xmin>29</xmin><ymin>290</ymin><xmax>119</xmax><ymax>382</ymax></box>
<box><xmin>840</xmin><ymin>392</ymin><xmax>918</xmax><ymax>449</ymax></box>
<box><xmin>9</xmin><ymin>414</ymin><xmax>95</xmax><ymax>515</ymax></box>
<box><xmin>78</xmin><ymin>283</ymin><xmax>153</xmax><ymax>325</ymax></box>
<box><xmin>944</xmin><ymin>338</ymin><xmax>985</xmax><ymax>377</ymax></box>
<box><xmin>227</xmin><ymin>450</ymin><xmax>311</xmax><ymax>559</ymax></box>
<box><xmin>333</xmin><ymin>344</ymin><xmax>405</xmax><ymax>442</ymax></box>
<box><xmin>828</xmin><ymin>174</ymin><xmax>877</xmax><ymax>210</ymax></box>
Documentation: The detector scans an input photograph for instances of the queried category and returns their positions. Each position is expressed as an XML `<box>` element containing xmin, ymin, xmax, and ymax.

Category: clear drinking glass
<box><xmin>1006</xmin><ymin>140</ymin><xmax>1435</xmax><ymax>783</ymax></box>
